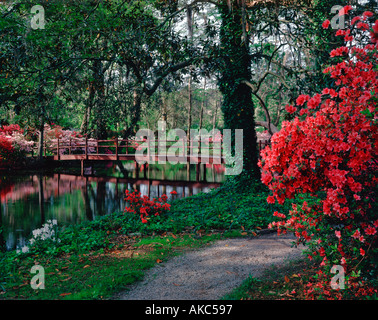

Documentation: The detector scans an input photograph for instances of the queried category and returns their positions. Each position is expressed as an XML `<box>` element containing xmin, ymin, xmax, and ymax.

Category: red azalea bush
<box><xmin>0</xmin><ymin>134</ymin><xmax>14</xmax><ymax>167</ymax></box>
<box><xmin>0</xmin><ymin>124</ymin><xmax>34</xmax><ymax>167</ymax></box>
<box><xmin>124</xmin><ymin>189</ymin><xmax>171</xmax><ymax>223</ymax></box>
<box><xmin>0</xmin><ymin>124</ymin><xmax>22</xmax><ymax>136</ymax></box>
<box><xmin>260</xmin><ymin>9</ymin><xmax>378</xmax><ymax>299</ymax></box>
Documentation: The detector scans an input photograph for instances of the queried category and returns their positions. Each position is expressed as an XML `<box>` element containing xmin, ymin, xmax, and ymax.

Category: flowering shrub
<box><xmin>9</xmin><ymin>132</ymin><xmax>35</xmax><ymax>154</ymax></box>
<box><xmin>16</xmin><ymin>220</ymin><xmax>60</xmax><ymax>254</ymax></box>
<box><xmin>260</xmin><ymin>9</ymin><xmax>377</xmax><ymax>299</ymax></box>
<box><xmin>0</xmin><ymin>124</ymin><xmax>34</xmax><ymax>167</ymax></box>
<box><xmin>0</xmin><ymin>135</ymin><xmax>14</xmax><ymax>167</ymax></box>
<box><xmin>0</xmin><ymin>124</ymin><xmax>34</xmax><ymax>153</ymax></box>
<box><xmin>124</xmin><ymin>190</ymin><xmax>171</xmax><ymax>223</ymax></box>
<box><xmin>43</xmin><ymin>124</ymin><xmax>96</xmax><ymax>155</ymax></box>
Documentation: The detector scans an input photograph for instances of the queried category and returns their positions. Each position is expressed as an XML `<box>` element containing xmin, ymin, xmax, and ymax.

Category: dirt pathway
<box><xmin>116</xmin><ymin>233</ymin><xmax>303</xmax><ymax>300</ymax></box>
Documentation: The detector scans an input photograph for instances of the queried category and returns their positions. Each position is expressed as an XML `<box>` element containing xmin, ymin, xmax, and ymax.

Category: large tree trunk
<box><xmin>187</xmin><ymin>76</ymin><xmax>192</xmax><ymax>141</ymax></box>
<box><xmin>37</xmin><ymin>79</ymin><xmax>45</xmax><ymax>162</ymax></box>
<box><xmin>38</xmin><ymin>119</ymin><xmax>44</xmax><ymax>162</ymax></box>
<box><xmin>218</xmin><ymin>2</ymin><xmax>260</xmax><ymax>180</ymax></box>
<box><xmin>92</xmin><ymin>59</ymin><xmax>107</xmax><ymax>140</ymax></box>
<box><xmin>81</xmin><ymin>80</ymin><xmax>95</xmax><ymax>135</ymax></box>
<box><xmin>212</xmin><ymin>100</ymin><xmax>218</xmax><ymax>131</ymax></box>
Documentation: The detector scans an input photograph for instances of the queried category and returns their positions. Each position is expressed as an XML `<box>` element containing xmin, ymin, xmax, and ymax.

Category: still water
<box><xmin>0</xmin><ymin>162</ymin><xmax>224</xmax><ymax>251</ymax></box>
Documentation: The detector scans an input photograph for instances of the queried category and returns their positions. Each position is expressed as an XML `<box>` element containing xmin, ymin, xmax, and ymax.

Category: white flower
<box><xmin>21</xmin><ymin>246</ymin><xmax>29</xmax><ymax>253</ymax></box>
<box><xmin>32</xmin><ymin>229</ymin><xmax>41</xmax><ymax>237</ymax></box>
<box><xmin>29</xmin><ymin>220</ymin><xmax>59</xmax><ymax>244</ymax></box>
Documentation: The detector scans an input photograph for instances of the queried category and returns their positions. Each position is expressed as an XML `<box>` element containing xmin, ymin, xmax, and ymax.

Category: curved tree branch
<box><xmin>242</xmin><ymin>79</ymin><xmax>274</xmax><ymax>136</ymax></box>
<box><xmin>143</xmin><ymin>58</ymin><xmax>196</xmax><ymax>96</ymax></box>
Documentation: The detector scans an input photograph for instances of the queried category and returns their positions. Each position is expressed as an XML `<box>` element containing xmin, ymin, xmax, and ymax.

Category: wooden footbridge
<box><xmin>41</xmin><ymin>137</ymin><xmax>270</xmax><ymax>180</ymax></box>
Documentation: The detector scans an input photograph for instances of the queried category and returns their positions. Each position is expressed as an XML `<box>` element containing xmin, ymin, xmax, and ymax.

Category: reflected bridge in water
<box><xmin>0</xmin><ymin>170</ymin><xmax>222</xmax><ymax>251</ymax></box>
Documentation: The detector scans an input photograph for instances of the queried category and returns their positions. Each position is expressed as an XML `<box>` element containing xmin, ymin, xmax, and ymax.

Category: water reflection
<box><xmin>0</xmin><ymin>163</ymin><xmax>224</xmax><ymax>251</ymax></box>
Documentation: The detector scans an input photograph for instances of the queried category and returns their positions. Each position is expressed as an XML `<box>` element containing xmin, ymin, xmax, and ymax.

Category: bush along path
<box><xmin>259</xmin><ymin>9</ymin><xmax>378</xmax><ymax>299</ymax></box>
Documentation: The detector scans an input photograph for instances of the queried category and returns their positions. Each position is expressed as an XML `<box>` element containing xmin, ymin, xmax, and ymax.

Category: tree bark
<box><xmin>81</xmin><ymin>80</ymin><xmax>95</xmax><ymax>135</ymax></box>
<box><xmin>187</xmin><ymin>76</ymin><xmax>192</xmax><ymax>144</ymax></box>
<box><xmin>218</xmin><ymin>2</ymin><xmax>260</xmax><ymax>180</ymax></box>
<box><xmin>37</xmin><ymin>78</ymin><xmax>45</xmax><ymax>162</ymax></box>
<box><xmin>212</xmin><ymin>100</ymin><xmax>218</xmax><ymax>131</ymax></box>
<box><xmin>92</xmin><ymin>59</ymin><xmax>107</xmax><ymax>140</ymax></box>
<box><xmin>38</xmin><ymin>119</ymin><xmax>44</xmax><ymax>162</ymax></box>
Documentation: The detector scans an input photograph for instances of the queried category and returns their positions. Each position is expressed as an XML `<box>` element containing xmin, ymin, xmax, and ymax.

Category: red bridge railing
<box><xmin>39</xmin><ymin>138</ymin><xmax>271</xmax><ymax>159</ymax></box>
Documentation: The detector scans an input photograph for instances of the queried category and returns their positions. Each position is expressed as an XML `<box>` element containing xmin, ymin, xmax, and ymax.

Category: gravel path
<box><xmin>116</xmin><ymin>233</ymin><xmax>304</xmax><ymax>300</ymax></box>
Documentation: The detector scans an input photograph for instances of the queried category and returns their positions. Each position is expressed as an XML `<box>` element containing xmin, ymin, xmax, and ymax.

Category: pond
<box><xmin>0</xmin><ymin>162</ymin><xmax>224</xmax><ymax>251</ymax></box>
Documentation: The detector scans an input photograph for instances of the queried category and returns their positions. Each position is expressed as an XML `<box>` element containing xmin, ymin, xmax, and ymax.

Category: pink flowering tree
<box><xmin>260</xmin><ymin>9</ymin><xmax>377</xmax><ymax>299</ymax></box>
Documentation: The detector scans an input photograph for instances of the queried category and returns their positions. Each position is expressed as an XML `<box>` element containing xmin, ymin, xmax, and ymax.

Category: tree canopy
<box><xmin>1</xmin><ymin>0</ymin><xmax>377</xmax><ymax>174</ymax></box>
